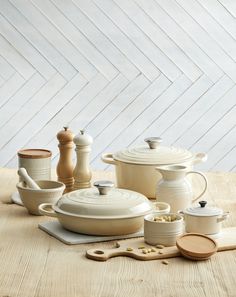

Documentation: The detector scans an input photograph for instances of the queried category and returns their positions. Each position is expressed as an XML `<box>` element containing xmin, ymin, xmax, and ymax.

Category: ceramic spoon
<box><xmin>18</xmin><ymin>168</ymin><xmax>41</xmax><ymax>190</ymax></box>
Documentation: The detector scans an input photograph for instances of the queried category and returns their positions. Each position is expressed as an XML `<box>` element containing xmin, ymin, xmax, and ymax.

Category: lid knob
<box><xmin>94</xmin><ymin>180</ymin><xmax>114</xmax><ymax>195</ymax></box>
<box><xmin>144</xmin><ymin>137</ymin><xmax>162</xmax><ymax>149</ymax></box>
<box><xmin>199</xmin><ymin>201</ymin><xmax>207</xmax><ymax>208</ymax></box>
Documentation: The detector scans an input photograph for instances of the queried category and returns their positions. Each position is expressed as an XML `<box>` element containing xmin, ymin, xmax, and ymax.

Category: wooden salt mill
<box><xmin>73</xmin><ymin>130</ymin><xmax>93</xmax><ymax>190</ymax></box>
<box><xmin>57</xmin><ymin>127</ymin><xmax>74</xmax><ymax>193</ymax></box>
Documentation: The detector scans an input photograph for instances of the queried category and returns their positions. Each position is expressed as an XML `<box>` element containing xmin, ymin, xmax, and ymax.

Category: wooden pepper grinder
<box><xmin>73</xmin><ymin>130</ymin><xmax>93</xmax><ymax>190</ymax></box>
<box><xmin>57</xmin><ymin>127</ymin><xmax>74</xmax><ymax>193</ymax></box>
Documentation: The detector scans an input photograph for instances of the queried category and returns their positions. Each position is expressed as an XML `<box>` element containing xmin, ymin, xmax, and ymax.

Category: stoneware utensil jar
<box><xmin>39</xmin><ymin>181</ymin><xmax>153</xmax><ymax>236</ymax></box>
<box><xmin>101</xmin><ymin>137</ymin><xmax>207</xmax><ymax>199</ymax></box>
<box><xmin>179</xmin><ymin>201</ymin><xmax>229</xmax><ymax>236</ymax></box>
<box><xmin>156</xmin><ymin>165</ymin><xmax>208</xmax><ymax>212</ymax></box>
<box><xmin>144</xmin><ymin>213</ymin><xmax>184</xmax><ymax>246</ymax></box>
<box><xmin>18</xmin><ymin>149</ymin><xmax>52</xmax><ymax>181</ymax></box>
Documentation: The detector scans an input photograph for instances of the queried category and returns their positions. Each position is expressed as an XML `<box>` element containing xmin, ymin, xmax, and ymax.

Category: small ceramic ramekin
<box><xmin>144</xmin><ymin>213</ymin><xmax>184</xmax><ymax>246</ymax></box>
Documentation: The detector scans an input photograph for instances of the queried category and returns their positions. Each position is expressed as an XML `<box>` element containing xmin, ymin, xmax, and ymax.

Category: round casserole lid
<box><xmin>113</xmin><ymin>137</ymin><xmax>194</xmax><ymax>165</ymax></box>
<box><xmin>54</xmin><ymin>181</ymin><xmax>153</xmax><ymax>219</ymax></box>
<box><xmin>183</xmin><ymin>201</ymin><xmax>223</xmax><ymax>217</ymax></box>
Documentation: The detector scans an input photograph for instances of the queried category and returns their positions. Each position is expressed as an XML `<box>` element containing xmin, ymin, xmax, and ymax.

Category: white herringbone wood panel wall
<box><xmin>0</xmin><ymin>0</ymin><xmax>236</xmax><ymax>171</ymax></box>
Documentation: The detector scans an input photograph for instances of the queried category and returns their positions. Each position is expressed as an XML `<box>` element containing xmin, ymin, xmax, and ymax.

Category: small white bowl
<box><xmin>144</xmin><ymin>213</ymin><xmax>184</xmax><ymax>246</ymax></box>
<box><xmin>152</xmin><ymin>202</ymin><xmax>170</xmax><ymax>214</ymax></box>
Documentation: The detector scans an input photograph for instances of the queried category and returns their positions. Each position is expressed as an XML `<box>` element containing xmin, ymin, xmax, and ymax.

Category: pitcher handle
<box><xmin>186</xmin><ymin>171</ymin><xmax>208</xmax><ymax>203</ymax></box>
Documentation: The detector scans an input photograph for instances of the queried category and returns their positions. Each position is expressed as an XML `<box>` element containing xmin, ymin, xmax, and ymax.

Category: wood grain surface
<box><xmin>0</xmin><ymin>168</ymin><xmax>236</xmax><ymax>297</ymax></box>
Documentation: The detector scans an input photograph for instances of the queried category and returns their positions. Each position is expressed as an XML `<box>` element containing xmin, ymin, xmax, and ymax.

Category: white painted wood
<box><xmin>1</xmin><ymin>0</ymin><xmax>77</xmax><ymax>81</ymax></box>
<box><xmin>1</xmin><ymin>73</ymin><xmax>67</xmax><ymax>167</ymax></box>
<box><xmin>155</xmin><ymin>0</ymin><xmax>236</xmax><ymax>81</ymax></box>
<box><xmin>114</xmin><ymin>0</ymin><xmax>202</xmax><ymax>82</ymax></box>
<box><xmin>176</xmin><ymin>0</ymin><xmax>236</xmax><ymax>62</ymax></box>
<box><xmin>92</xmin><ymin>74</ymin><xmax>171</xmax><ymax>168</ymax></box>
<box><xmin>94</xmin><ymin>0</ymin><xmax>181</xmax><ymax>82</ymax></box>
<box><xmin>52</xmin><ymin>0</ymin><xmax>139</xmax><ymax>81</ymax></box>
<box><xmin>0</xmin><ymin>9</ymin><xmax>56</xmax><ymax>80</ymax></box>
<box><xmin>26</xmin><ymin>73</ymin><xmax>108</xmax><ymax>154</ymax></box>
<box><xmin>75</xmin><ymin>0</ymin><xmax>160</xmax><ymax>81</ymax></box>
<box><xmin>32</xmin><ymin>0</ymin><xmax>118</xmax><ymax>80</ymax></box>
<box><xmin>170</xmin><ymin>75</ymin><xmax>234</xmax><ymax>146</ymax></box>
<box><xmin>134</xmin><ymin>0</ymin><xmax>223</xmax><ymax>83</ymax></box>
<box><xmin>85</xmin><ymin>74</ymin><xmax>149</xmax><ymax>138</ymax></box>
<box><xmin>218</xmin><ymin>0</ymin><xmax>236</xmax><ymax>18</ymax></box>
<box><xmin>133</xmin><ymin>75</ymin><xmax>213</xmax><ymax>146</ymax></box>
<box><xmin>0</xmin><ymin>72</ymin><xmax>45</xmax><ymax>130</ymax></box>
<box><xmin>0</xmin><ymin>73</ymin><xmax>25</xmax><ymax>108</ymax></box>
<box><xmin>0</xmin><ymin>0</ymin><xmax>235</xmax><ymax>171</ymax></box>
<box><xmin>10</xmin><ymin>0</ymin><xmax>97</xmax><ymax>80</ymax></box>
<box><xmin>97</xmin><ymin>74</ymin><xmax>192</xmax><ymax>170</ymax></box>
<box><xmin>0</xmin><ymin>34</ymin><xmax>35</xmax><ymax>80</ymax></box>
<box><xmin>0</xmin><ymin>55</ymin><xmax>14</xmax><ymax>80</ymax></box>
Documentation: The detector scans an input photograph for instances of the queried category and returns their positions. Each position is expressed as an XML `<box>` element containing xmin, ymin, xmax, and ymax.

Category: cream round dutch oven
<box><xmin>38</xmin><ymin>181</ymin><xmax>153</xmax><ymax>236</ymax></box>
<box><xmin>179</xmin><ymin>201</ymin><xmax>229</xmax><ymax>236</ymax></box>
<box><xmin>101</xmin><ymin>137</ymin><xmax>207</xmax><ymax>198</ymax></box>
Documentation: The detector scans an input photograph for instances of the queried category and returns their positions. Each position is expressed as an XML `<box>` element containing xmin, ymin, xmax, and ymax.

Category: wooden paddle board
<box><xmin>86</xmin><ymin>227</ymin><xmax>236</xmax><ymax>261</ymax></box>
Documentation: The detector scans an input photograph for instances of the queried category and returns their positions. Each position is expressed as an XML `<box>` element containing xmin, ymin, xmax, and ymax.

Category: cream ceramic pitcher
<box><xmin>156</xmin><ymin>165</ymin><xmax>208</xmax><ymax>212</ymax></box>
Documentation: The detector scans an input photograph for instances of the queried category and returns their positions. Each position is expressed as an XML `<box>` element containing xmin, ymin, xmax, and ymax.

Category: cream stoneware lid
<box><xmin>183</xmin><ymin>201</ymin><xmax>223</xmax><ymax>217</ymax></box>
<box><xmin>113</xmin><ymin>137</ymin><xmax>194</xmax><ymax>165</ymax></box>
<box><xmin>54</xmin><ymin>181</ymin><xmax>153</xmax><ymax>219</ymax></box>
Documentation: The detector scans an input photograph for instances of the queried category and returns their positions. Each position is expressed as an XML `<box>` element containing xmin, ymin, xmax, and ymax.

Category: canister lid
<box><xmin>54</xmin><ymin>180</ymin><xmax>153</xmax><ymax>219</ymax></box>
<box><xmin>113</xmin><ymin>137</ymin><xmax>194</xmax><ymax>165</ymax></box>
<box><xmin>183</xmin><ymin>201</ymin><xmax>223</xmax><ymax>217</ymax></box>
<box><xmin>18</xmin><ymin>149</ymin><xmax>52</xmax><ymax>159</ymax></box>
<box><xmin>176</xmin><ymin>233</ymin><xmax>218</xmax><ymax>260</ymax></box>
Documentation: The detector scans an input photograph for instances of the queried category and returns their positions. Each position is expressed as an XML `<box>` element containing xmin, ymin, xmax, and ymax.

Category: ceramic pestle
<box><xmin>18</xmin><ymin>168</ymin><xmax>41</xmax><ymax>190</ymax></box>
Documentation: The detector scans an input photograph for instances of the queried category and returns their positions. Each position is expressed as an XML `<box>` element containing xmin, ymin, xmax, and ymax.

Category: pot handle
<box><xmin>38</xmin><ymin>203</ymin><xmax>57</xmax><ymax>218</ymax></box>
<box><xmin>193</xmin><ymin>152</ymin><xmax>208</xmax><ymax>165</ymax></box>
<box><xmin>186</xmin><ymin>171</ymin><xmax>208</xmax><ymax>203</ymax></box>
<box><xmin>217</xmin><ymin>212</ymin><xmax>230</xmax><ymax>223</ymax></box>
<box><xmin>101</xmin><ymin>153</ymin><xmax>116</xmax><ymax>165</ymax></box>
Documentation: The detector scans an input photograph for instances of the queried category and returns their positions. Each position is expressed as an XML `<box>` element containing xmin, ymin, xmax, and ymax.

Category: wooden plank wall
<box><xmin>0</xmin><ymin>0</ymin><xmax>236</xmax><ymax>171</ymax></box>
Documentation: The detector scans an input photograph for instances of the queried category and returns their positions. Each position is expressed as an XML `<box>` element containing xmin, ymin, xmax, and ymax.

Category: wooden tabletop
<box><xmin>0</xmin><ymin>168</ymin><xmax>236</xmax><ymax>297</ymax></box>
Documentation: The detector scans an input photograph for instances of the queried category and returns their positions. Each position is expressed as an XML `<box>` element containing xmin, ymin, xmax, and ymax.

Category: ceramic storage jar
<box><xmin>18</xmin><ymin>149</ymin><xmax>52</xmax><ymax>181</ymax></box>
<box><xmin>144</xmin><ymin>213</ymin><xmax>184</xmax><ymax>246</ymax></box>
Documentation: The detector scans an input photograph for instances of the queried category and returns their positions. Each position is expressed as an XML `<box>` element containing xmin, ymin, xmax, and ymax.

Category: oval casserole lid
<box><xmin>113</xmin><ymin>137</ymin><xmax>194</xmax><ymax>165</ymax></box>
<box><xmin>54</xmin><ymin>181</ymin><xmax>153</xmax><ymax>219</ymax></box>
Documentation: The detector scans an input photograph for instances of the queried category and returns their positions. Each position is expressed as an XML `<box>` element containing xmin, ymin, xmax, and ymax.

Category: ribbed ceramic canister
<box><xmin>144</xmin><ymin>213</ymin><xmax>184</xmax><ymax>246</ymax></box>
<box><xmin>18</xmin><ymin>149</ymin><xmax>52</xmax><ymax>181</ymax></box>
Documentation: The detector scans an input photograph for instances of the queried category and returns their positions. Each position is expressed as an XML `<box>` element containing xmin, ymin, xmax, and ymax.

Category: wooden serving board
<box><xmin>86</xmin><ymin>227</ymin><xmax>236</xmax><ymax>261</ymax></box>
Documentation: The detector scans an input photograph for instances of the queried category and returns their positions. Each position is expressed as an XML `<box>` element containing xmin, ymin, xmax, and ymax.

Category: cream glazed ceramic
<box><xmin>156</xmin><ymin>165</ymin><xmax>208</xmax><ymax>212</ymax></box>
<box><xmin>17</xmin><ymin>180</ymin><xmax>65</xmax><ymax>215</ymax></box>
<box><xmin>39</xmin><ymin>181</ymin><xmax>153</xmax><ymax>236</ymax></box>
<box><xmin>101</xmin><ymin>137</ymin><xmax>207</xmax><ymax>199</ymax></box>
<box><xmin>144</xmin><ymin>213</ymin><xmax>184</xmax><ymax>246</ymax></box>
<box><xmin>73</xmin><ymin>130</ymin><xmax>93</xmax><ymax>190</ymax></box>
<box><xmin>179</xmin><ymin>201</ymin><xmax>229</xmax><ymax>236</ymax></box>
<box><xmin>18</xmin><ymin>149</ymin><xmax>52</xmax><ymax>181</ymax></box>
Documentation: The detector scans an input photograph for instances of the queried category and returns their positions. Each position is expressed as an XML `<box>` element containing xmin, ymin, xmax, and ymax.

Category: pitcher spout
<box><xmin>155</xmin><ymin>165</ymin><xmax>188</xmax><ymax>180</ymax></box>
